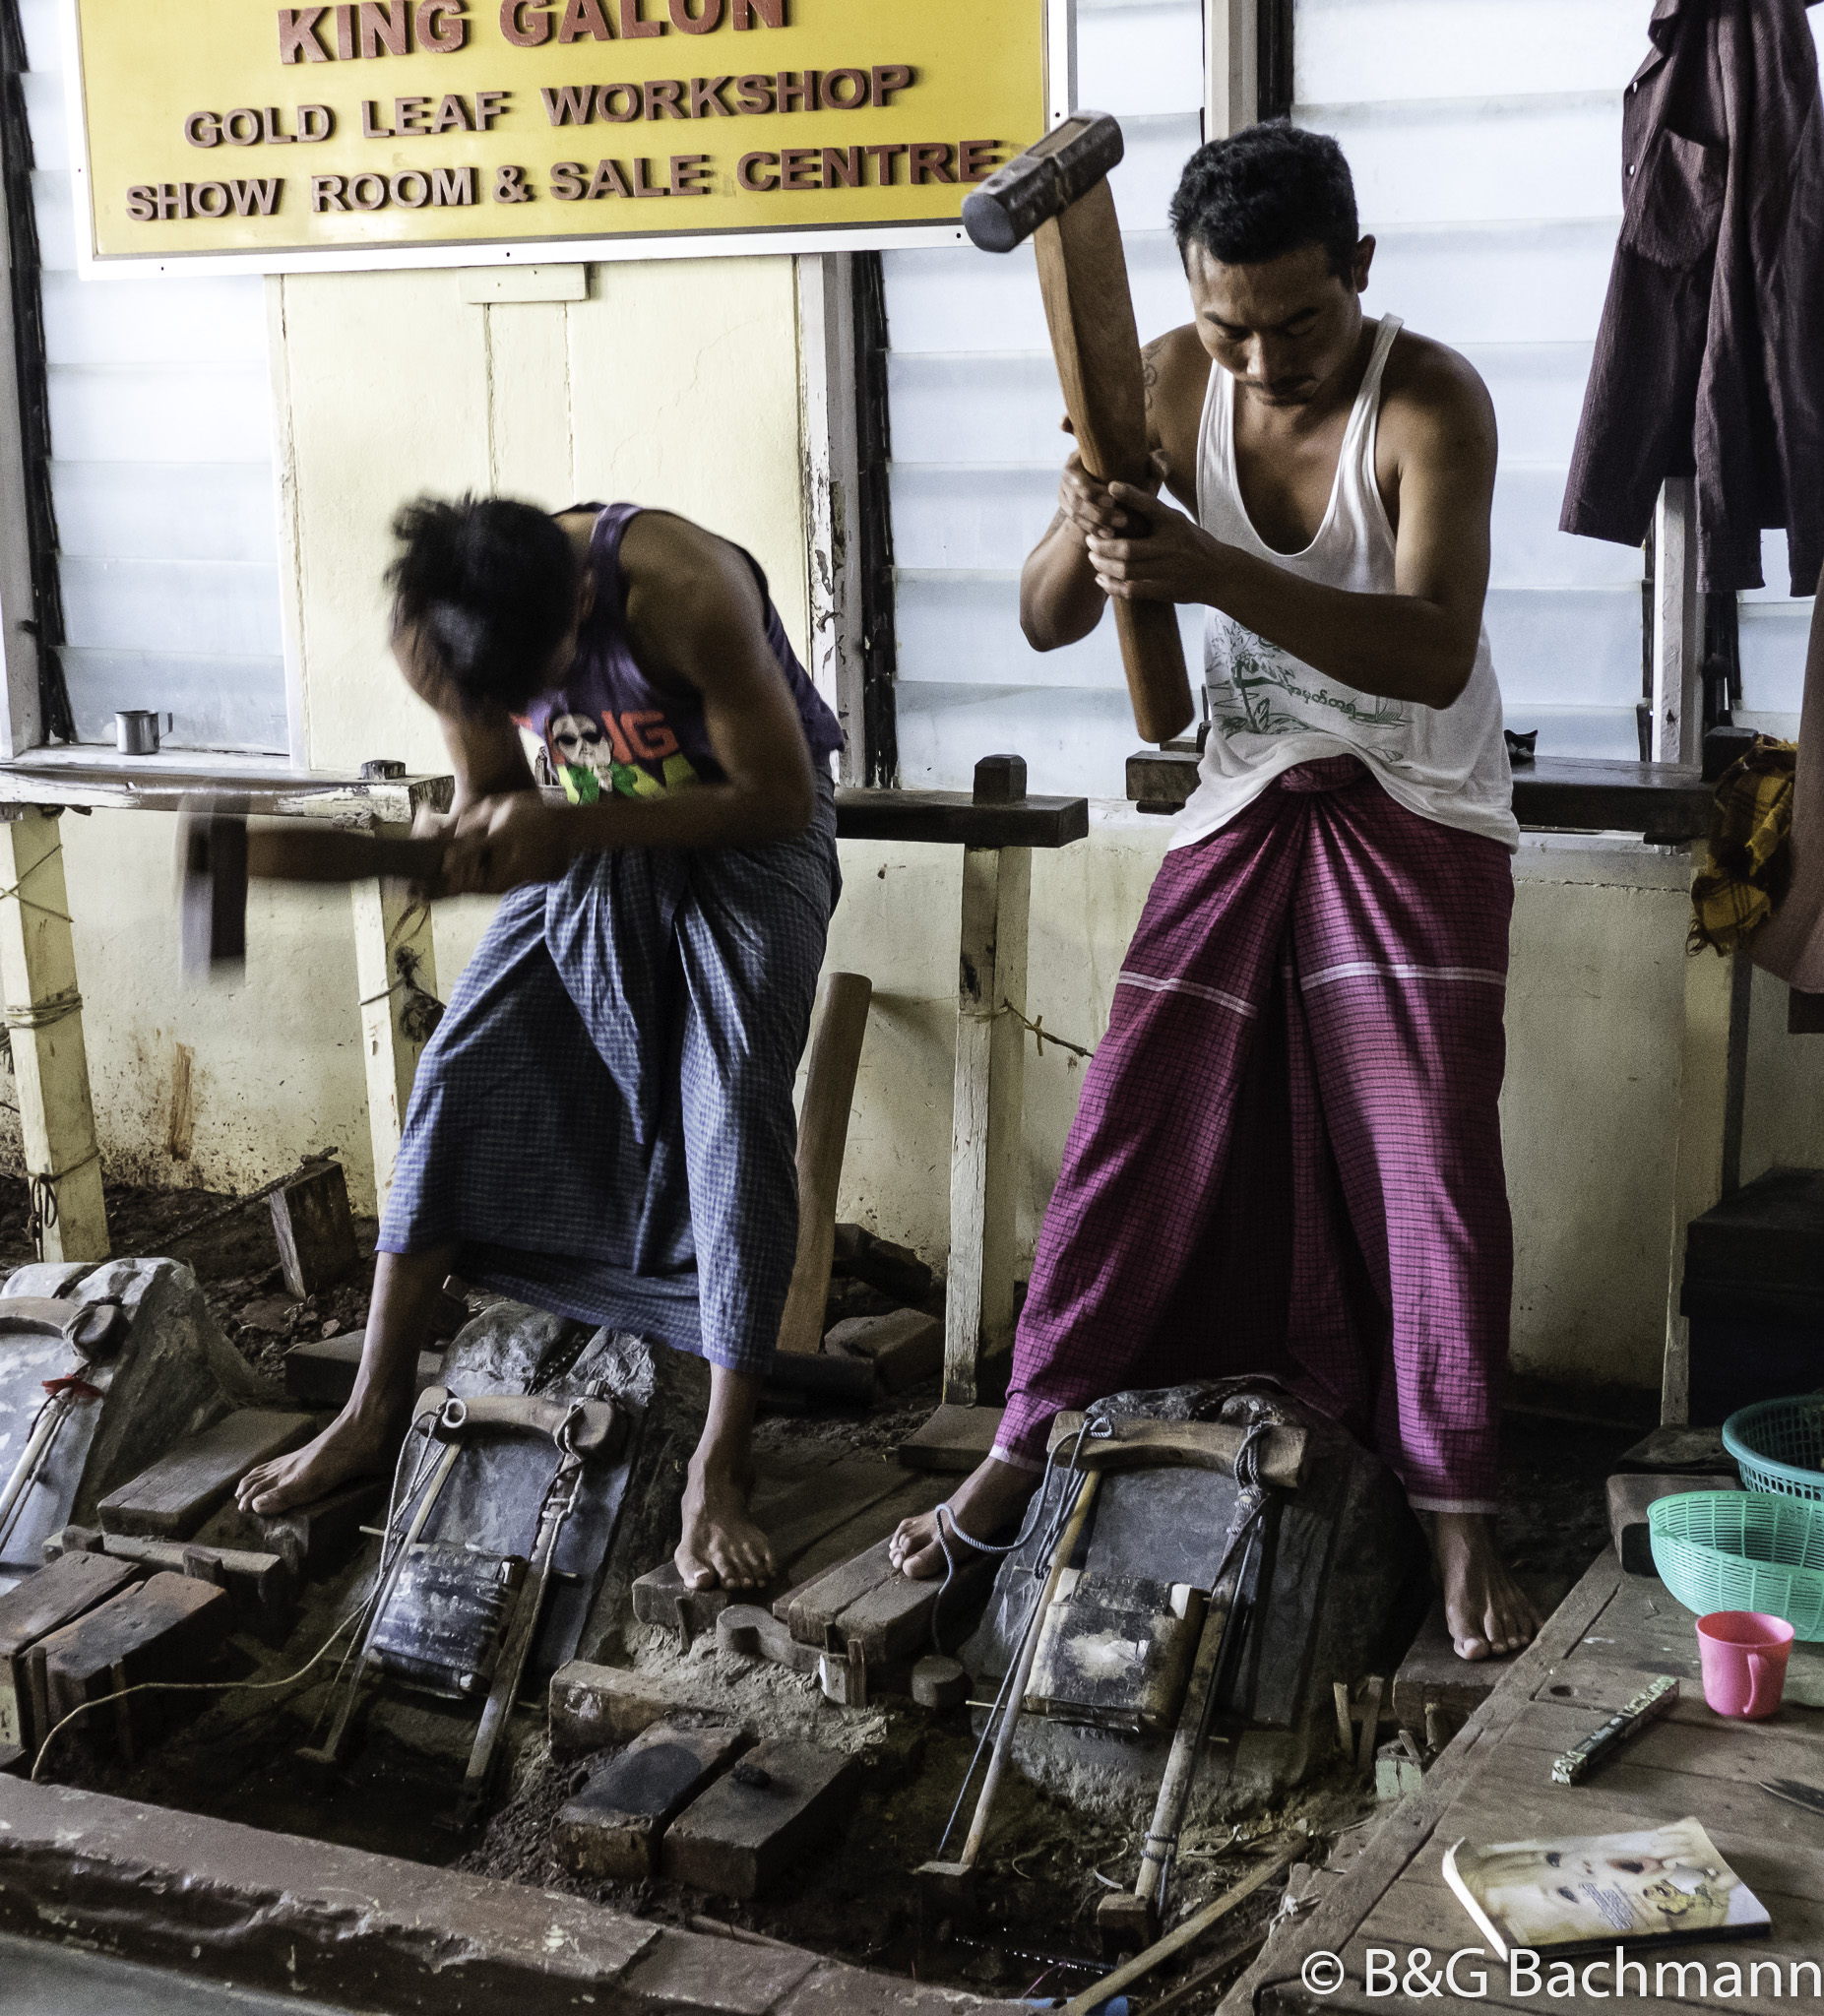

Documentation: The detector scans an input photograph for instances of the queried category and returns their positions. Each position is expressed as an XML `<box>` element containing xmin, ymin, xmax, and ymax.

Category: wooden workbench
<box><xmin>0</xmin><ymin>750</ymin><xmax>1089</xmax><ymax>1402</ymax></box>
<box><xmin>1225</xmin><ymin>1548</ymin><xmax>1824</xmax><ymax>2014</ymax></box>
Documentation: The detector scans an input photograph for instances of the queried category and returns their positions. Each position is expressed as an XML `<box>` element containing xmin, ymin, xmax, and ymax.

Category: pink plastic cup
<box><xmin>1696</xmin><ymin>1610</ymin><xmax>1794</xmax><ymax>1719</ymax></box>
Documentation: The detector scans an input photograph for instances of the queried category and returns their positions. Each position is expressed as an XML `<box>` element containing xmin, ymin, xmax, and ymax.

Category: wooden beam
<box><xmin>1652</xmin><ymin>476</ymin><xmax>1703</xmax><ymax>767</ymax></box>
<box><xmin>1126</xmin><ymin>749</ymin><xmax>1713</xmax><ymax>840</ymax></box>
<box><xmin>0</xmin><ymin>810</ymin><xmax>108</xmax><ymax>1262</ymax></box>
<box><xmin>796</xmin><ymin>254</ymin><xmax>865</xmax><ymax>787</ymax></box>
<box><xmin>1660</xmin><ymin>893</ymin><xmax>1746</xmax><ymax>1426</ymax></box>
<box><xmin>1206</xmin><ymin>0</ymin><xmax>1260</xmax><ymax>142</ymax></box>
<box><xmin>0</xmin><ymin>162</ymin><xmax>41</xmax><ymax>761</ymax></box>
<box><xmin>350</xmin><ymin>823</ymin><xmax>440</xmax><ymax>1217</ymax></box>
<box><xmin>945</xmin><ymin>844</ymin><xmax>1031</xmax><ymax>1404</ymax></box>
<box><xmin>834</xmin><ymin>788</ymin><xmax>1089</xmax><ymax>850</ymax></box>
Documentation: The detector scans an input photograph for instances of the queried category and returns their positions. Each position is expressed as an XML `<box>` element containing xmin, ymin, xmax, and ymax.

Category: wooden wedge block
<box><xmin>0</xmin><ymin>1552</ymin><xmax>140</xmax><ymax>1754</ymax></box>
<box><xmin>269</xmin><ymin>1162</ymin><xmax>360</xmax><ymax>1299</ymax></box>
<box><xmin>895</xmin><ymin>1405</ymin><xmax>1004</xmax><ymax>1474</ymax></box>
<box><xmin>549</xmin><ymin>1661</ymin><xmax>740</xmax><ymax>1755</ymax></box>
<box><xmin>47</xmin><ymin>1526</ymin><xmax>293</xmax><ymax>1643</ymax></box>
<box><xmin>193</xmin><ymin>1476</ymin><xmax>385</xmax><ymax>1580</ymax></box>
<box><xmin>660</xmin><ymin>1738</ymin><xmax>859</xmax><ymax>1898</ymax></box>
<box><xmin>822</xmin><ymin>1544</ymin><xmax>998</xmax><ymax>1667</ymax></box>
<box><xmin>283</xmin><ymin>1334</ymin><xmax>444</xmax><ymax>1411</ymax></box>
<box><xmin>825</xmin><ymin>1310</ymin><xmax>943</xmax><ymax>1396</ymax></box>
<box><xmin>777</xmin><ymin>1474</ymin><xmax>945</xmax><ymax>1595</ymax></box>
<box><xmin>780</xmin><ymin>1539</ymin><xmax>901</xmax><ymax>1648</ymax></box>
<box><xmin>34</xmin><ymin>1571</ymin><xmax>230</xmax><ymax>1755</ymax></box>
<box><xmin>553</xmin><ymin>1719</ymin><xmax>747</xmax><ymax>1880</ymax></box>
<box><xmin>97</xmin><ymin>1410</ymin><xmax>317</xmax><ymax>1541</ymax></box>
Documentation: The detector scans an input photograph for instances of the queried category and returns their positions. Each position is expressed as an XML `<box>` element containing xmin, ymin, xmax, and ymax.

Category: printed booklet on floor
<box><xmin>1442</xmin><ymin>1818</ymin><xmax>1770</xmax><ymax>1960</ymax></box>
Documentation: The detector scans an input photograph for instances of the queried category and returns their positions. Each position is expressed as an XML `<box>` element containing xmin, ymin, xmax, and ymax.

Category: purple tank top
<box><xmin>518</xmin><ymin>502</ymin><xmax>844</xmax><ymax>804</ymax></box>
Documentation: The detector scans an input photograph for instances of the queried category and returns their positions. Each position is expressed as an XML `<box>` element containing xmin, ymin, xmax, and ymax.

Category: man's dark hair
<box><xmin>386</xmin><ymin>494</ymin><xmax>579</xmax><ymax>711</ymax></box>
<box><xmin>1168</xmin><ymin>122</ymin><xmax>1361</xmax><ymax>282</ymax></box>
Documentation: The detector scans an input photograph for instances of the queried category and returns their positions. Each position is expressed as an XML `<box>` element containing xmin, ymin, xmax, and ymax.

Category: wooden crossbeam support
<box><xmin>0</xmin><ymin>809</ymin><xmax>108</xmax><ymax>1261</ymax></box>
<box><xmin>349</xmin><ymin>821</ymin><xmax>440</xmax><ymax>1216</ymax></box>
<box><xmin>945</xmin><ymin>820</ymin><xmax>1031</xmax><ymax>1406</ymax></box>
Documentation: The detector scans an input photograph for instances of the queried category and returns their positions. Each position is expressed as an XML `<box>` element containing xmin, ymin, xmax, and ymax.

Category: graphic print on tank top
<box><xmin>519</xmin><ymin>502</ymin><xmax>844</xmax><ymax>805</ymax></box>
<box><xmin>1208</xmin><ymin>610</ymin><xmax>1408</xmax><ymax>738</ymax></box>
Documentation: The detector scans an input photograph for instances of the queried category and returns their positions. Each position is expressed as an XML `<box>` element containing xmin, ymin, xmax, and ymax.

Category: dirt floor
<box><xmin>1</xmin><ymin>1176</ymin><xmax>1648</xmax><ymax>2011</ymax></box>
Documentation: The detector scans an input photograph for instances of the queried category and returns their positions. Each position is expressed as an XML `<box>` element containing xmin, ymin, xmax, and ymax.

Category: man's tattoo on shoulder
<box><xmin>1141</xmin><ymin>337</ymin><xmax>1165</xmax><ymax>398</ymax></box>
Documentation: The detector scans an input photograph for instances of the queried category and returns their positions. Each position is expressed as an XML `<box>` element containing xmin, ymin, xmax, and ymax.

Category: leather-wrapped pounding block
<box><xmin>0</xmin><ymin>1259</ymin><xmax>283</xmax><ymax>1592</ymax></box>
<box><xmin>960</xmin><ymin>1380</ymin><xmax>1431</xmax><ymax>1820</ymax></box>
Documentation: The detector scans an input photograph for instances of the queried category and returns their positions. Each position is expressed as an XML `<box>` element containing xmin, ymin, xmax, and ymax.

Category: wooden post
<box><xmin>350</xmin><ymin>819</ymin><xmax>439</xmax><ymax>1219</ymax></box>
<box><xmin>0</xmin><ymin>810</ymin><xmax>108</xmax><ymax>1261</ymax></box>
<box><xmin>1652</xmin><ymin>477</ymin><xmax>1702</xmax><ymax>767</ymax></box>
<box><xmin>1206</xmin><ymin>0</ymin><xmax>1260</xmax><ymax>141</ymax></box>
<box><xmin>945</xmin><ymin>758</ymin><xmax>1033</xmax><ymax>1406</ymax></box>
<box><xmin>1660</xmin><ymin>904</ymin><xmax>1749</xmax><ymax>1425</ymax></box>
<box><xmin>796</xmin><ymin>254</ymin><xmax>866</xmax><ymax>787</ymax></box>
<box><xmin>775</xmin><ymin>972</ymin><xmax>873</xmax><ymax>1356</ymax></box>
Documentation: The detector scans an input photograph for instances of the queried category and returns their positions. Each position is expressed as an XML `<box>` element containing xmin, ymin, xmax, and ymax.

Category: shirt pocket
<box><xmin>1619</xmin><ymin>128</ymin><xmax>1727</xmax><ymax>269</ymax></box>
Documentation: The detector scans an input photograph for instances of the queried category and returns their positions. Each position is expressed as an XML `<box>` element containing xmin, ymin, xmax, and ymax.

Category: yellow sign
<box><xmin>64</xmin><ymin>0</ymin><xmax>1051</xmax><ymax>267</ymax></box>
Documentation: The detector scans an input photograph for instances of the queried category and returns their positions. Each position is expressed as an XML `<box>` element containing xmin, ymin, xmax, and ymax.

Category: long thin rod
<box><xmin>957</xmin><ymin>1470</ymin><xmax>1100</xmax><ymax>1871</ymax></box>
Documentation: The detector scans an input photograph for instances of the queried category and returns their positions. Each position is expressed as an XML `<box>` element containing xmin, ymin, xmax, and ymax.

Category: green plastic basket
<box><xmin>1723</xmin><ymin>1399</ymin><xmax>1824</xmax><ymax>1501</ymax></box>
<box><xmin>1649</xmin><ymin>1490</ymin><xmax>1824</xmax><ymax>1637</ymax></box>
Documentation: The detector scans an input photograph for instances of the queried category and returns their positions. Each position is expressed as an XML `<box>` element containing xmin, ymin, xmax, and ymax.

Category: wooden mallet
<box><xmin>178</xmin><ymin>800</ymin><xmax>446</xmax><ymax>976</ymax></box>
<box><xmin>963</xmin><ymin>112</ymin><xmax>1195</xmax><ymax>747</ymax></box>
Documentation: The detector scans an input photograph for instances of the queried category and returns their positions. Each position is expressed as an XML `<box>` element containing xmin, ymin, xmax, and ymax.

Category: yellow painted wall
<box><xmin>19</xmin><ymin>246</ymin><xmax>1824</xmax><ymax>1405</ymax></box>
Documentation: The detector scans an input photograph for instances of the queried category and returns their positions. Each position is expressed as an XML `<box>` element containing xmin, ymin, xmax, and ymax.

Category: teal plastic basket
<box><xmin>1649</xmin><ymin>1490</ymin><xmax>1824</xmax><ymax>1638</ymax></box>
<box><xmin>1723</xmin><ymin>1399</ymin><xmax>1824</xmax><ymax>1501</ymax></box>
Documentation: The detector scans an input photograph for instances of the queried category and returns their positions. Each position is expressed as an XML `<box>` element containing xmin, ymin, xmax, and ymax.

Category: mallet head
<box><xmin>177</xmin><ymin>797</ymin><xmax>248</xmax><ymax>977</ymax></box>
<box><xmin>961</xmin><ymin>111</ymin><xmax>1125</xmax><ymax>254</ymax></box>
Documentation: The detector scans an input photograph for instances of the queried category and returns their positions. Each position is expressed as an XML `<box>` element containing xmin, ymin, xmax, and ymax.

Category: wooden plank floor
<box><xmin>1226</xmin><ymin>1551</ymin><xmax>1824</xmax><ymax>2015</ymax></box>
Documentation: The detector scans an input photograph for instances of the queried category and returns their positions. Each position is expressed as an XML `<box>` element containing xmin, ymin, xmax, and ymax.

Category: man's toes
<box><xmin>676</xmin><ymin>1544</ymin><xmax>716</xmax><ymax>1592</ymax></box>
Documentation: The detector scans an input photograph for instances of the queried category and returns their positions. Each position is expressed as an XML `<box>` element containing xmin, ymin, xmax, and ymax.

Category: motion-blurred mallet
<box><xmin>962</xmin><ymin>113</ymin><xmax>1194</xmax><ymax>746</ymax></box>
<box><xmin>178</xmin><ymin>799</ymin><xmax>445</xmax><ymax>977</ymax></box>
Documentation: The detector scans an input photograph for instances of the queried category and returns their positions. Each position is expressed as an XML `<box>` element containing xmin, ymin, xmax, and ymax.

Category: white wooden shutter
<box><xmin>884</xmin><ymin>0</ymin><xmax>1208</xmax><ymax>798</ymax></box>
<box><xmin>19</xmin><ymin>0</ymin><xmax>287</xmax><ymax>752</ymax></box>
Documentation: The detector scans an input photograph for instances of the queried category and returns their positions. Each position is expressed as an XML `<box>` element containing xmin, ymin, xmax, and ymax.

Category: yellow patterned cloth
<box><xmin>1689</xmin><ymin>737</ymin><xmax>1798</xmax><ymax>954</ymax></box>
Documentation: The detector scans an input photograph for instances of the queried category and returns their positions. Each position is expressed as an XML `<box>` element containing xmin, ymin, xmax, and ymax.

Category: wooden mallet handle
<box><xmin>178</xmin><ymin>802</ymin><xmax>447</xmax><ymax>975</ymax></box>
<box><xmin>965</xmin><ymin>115</ymin><xmax>1196</xmax><ymax>747</ymax></box>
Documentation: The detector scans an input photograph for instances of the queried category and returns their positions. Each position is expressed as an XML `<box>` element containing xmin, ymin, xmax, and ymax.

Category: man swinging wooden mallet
<box><xmin>903</xmin><ymin>119</ymin><xmax>1537</xmax><ymax>1665</ymax></box>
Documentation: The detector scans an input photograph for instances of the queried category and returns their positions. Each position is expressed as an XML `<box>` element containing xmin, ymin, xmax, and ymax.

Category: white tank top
<box><xmin>1170</xmin><ymin>315</ymin><xmax>1517</xmax><ymax>854</ymax></box>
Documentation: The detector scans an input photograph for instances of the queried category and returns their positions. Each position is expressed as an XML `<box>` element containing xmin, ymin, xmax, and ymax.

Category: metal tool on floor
<box><xmin>0</xmin><ymin>1298</ymin><xmax>128</xmax><ymax>1559</ymax></box>
<box><xmin>914</xmin><ymin>1468</ymin><xmax>1102</xmax><ymax>1919</ymax></box>
<box><xmin>1096</xmin><ymin>1417</ymin><xmax>1277</xmax><ymax>1948</ymax></box>
<box><xmin>1761</xmin><ymin>1777</ymin><xmax>1824</xmax><ymax>1818</ymax></box>
<box><xmin>299</xmin><ymin>1383</ymin><xmax>621</xmax><ymax>1805</ymax></box>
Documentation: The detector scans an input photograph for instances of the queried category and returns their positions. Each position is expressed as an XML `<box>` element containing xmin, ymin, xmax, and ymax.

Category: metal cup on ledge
<box><xmin>115</xmin><ymin>709</ymin><xmax>165</xmax><ymax>755</ymax></box>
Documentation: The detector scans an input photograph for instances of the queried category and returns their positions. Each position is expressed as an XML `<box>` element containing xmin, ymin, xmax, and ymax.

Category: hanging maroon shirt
<box><xmin>1560</xmin><ymin>0</ymin><xmax>1824</xmax><ymax>597</ymax></box>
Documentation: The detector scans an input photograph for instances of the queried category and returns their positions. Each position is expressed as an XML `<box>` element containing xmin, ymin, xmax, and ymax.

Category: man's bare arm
<box><xmin>439</xmin><ymin>514</ymin><xmax>816</xmax><ymax>892</ymax></box>
<box><xmin>1019</xmin><ymin>328</ymin><xmax>1202</xmax><ymax>652</ymax></box>
<box><xmin>1086</xmin><ymin>348</ymin><xmax>1497</xmax><ymax>708</ymax></box>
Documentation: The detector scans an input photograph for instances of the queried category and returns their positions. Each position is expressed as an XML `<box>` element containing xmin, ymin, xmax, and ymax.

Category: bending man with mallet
<box><xmin>238</xmin><ymin>498</ymin><xmax>844</xmax><ymax>1592</ymax></box>
<box><xmin>893</xmin><ymin>123</ymin><xmax>1536</xmax><ymax>1662</ymax></box>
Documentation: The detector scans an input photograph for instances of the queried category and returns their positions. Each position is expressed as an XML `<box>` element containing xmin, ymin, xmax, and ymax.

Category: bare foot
<box><xmin>888</xmin><ymin>1455</ymin><xmax>1038</xmax><ymax>1581</ymax></box>
<box><xmin>1433</xmin><ymin>1511</ymin><xmax>1541</xmax><ymax>1662</ymax></box>
<box><xmin>235</xmin><ymin>1406</ymin><xmax>403</xmax><ymax>1517</ymax></box>
<box><xmin>676</xmin><ymin>1459</ymin><xmax>778</xmax><ymax>1592</ymax></box>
